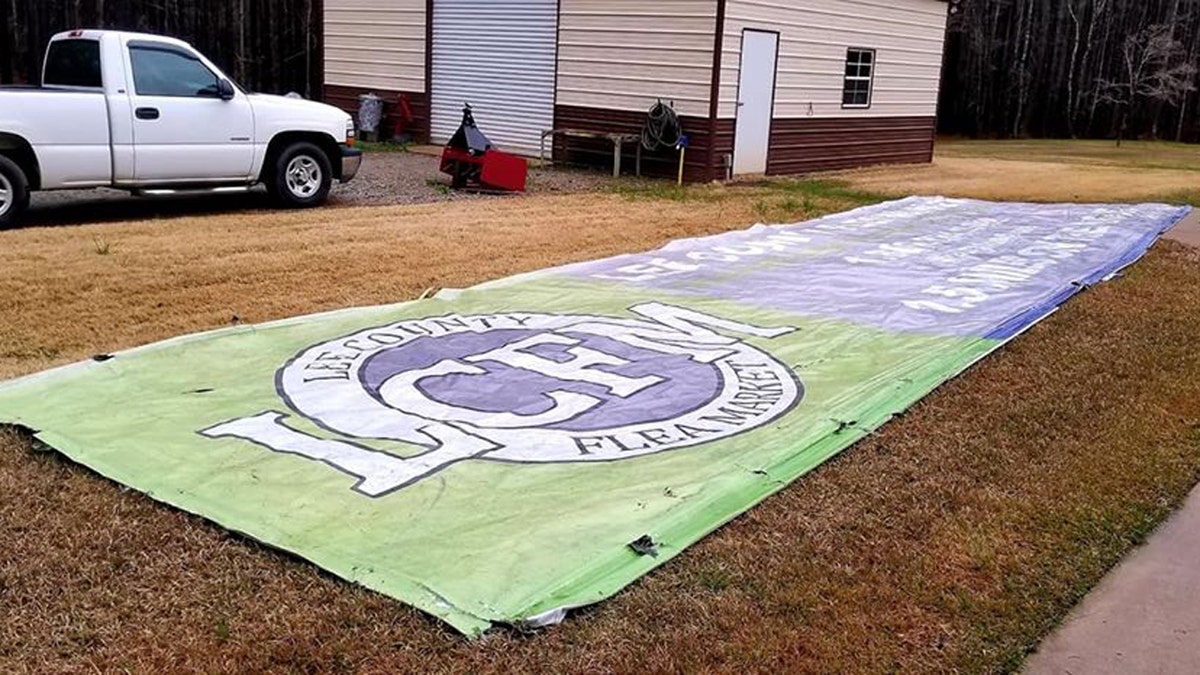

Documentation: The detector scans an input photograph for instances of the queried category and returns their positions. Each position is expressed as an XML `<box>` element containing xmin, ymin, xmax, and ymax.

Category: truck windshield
<box><xmin>44</xmin><ymin>39</ymin><xmax>103</xmax><ymax>88</ymax></box>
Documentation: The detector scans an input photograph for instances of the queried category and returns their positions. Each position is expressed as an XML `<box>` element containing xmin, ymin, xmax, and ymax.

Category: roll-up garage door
<box><xmin>430</xmin><ymin>0</ymin><xmax>558</xmax><ymax>156</ymax></box>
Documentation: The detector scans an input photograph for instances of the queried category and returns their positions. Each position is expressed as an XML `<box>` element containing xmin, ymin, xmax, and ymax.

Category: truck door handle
<box><xmin>135</xmin><ymin>107</ymin><xmax>160</xmax><ymax>120</ymax></box>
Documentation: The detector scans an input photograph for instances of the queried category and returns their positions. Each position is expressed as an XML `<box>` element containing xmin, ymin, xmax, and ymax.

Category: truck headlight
<box><xmin>346</xmin><ymin>120</ymin><xmax>357</xmax><ymax>147</ymax></box>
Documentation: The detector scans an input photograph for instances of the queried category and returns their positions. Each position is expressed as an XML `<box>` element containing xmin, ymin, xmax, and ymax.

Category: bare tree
<box><xmin>2</xmin><ymin>0</ymin><xmax>318</xmax><ymax>96</ymax></box>
<box><xmin>1075</xmin><ymin>0</ymin><xmax>1111</xmax><ymax>134</ymax></box>
<box><xmin>938</xmin><ymin>0</ymin><xmax>1200</xmax><ymax>142</ymax></box>
<box><xmin>1065</xmin><ymin>0</ymin><xmax>1084</xmax><ymax>137</ymax></box>
<box><xmin>1095</xmin><ymin>24</ymin><xmax>1197</xmax><ymax>145</ymax></box>
<box><xmin>1010</xmin><ymin>0</ymin><xmax>1035</xmax><ymax>138</ymax></box>
<box><xmin>1146</xmin><ymin>58</ymin><xmax>1198</xmax><ymax>139</ymax></box>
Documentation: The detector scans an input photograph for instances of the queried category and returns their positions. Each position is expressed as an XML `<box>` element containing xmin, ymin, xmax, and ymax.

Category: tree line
<box><xmin>2</xmin><ymin>0</ymin><xmax>1198</xmax><ymax>144</ymax></box>
<box><xmin>941</xmin><ymin>0</ymin><xmax>1200</xmax><ymax>142</ymax></box>
<box><xmin>0</xmin><ymin>0</ymin><xmax>321</xmax><ymax>98</ymax></box>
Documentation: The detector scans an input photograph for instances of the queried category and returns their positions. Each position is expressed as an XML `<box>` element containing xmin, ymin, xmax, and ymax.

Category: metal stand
<box><xmin>541</xmin><ymin>129</ymin><xmax>642</xmax><ymax>177</ymax></box>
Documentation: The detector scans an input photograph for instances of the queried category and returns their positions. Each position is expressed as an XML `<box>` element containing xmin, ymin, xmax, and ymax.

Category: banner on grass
<box><xmin>0</xmin><ymin>197</ymin><xmax>1187</xmax><ymax>635</ymax></box>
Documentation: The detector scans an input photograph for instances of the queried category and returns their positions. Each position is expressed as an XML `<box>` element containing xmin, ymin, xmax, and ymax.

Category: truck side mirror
<box><xmin>217</xmin><ymin>79</ymin><xmax>235</xmax><ymax>101</ymax></box>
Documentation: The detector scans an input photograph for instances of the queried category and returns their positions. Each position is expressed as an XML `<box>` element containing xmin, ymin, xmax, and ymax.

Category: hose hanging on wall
<box><xmin>641</xmin><ymin>100</ymin><xmax>683</xmax><ymax>151</ymax></box>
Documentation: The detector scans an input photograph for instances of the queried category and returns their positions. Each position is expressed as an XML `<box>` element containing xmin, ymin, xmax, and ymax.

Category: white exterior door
<box><xmin>430</xmin><ymin>0</ymin><xmax>557</xmax><ymax>156</ymax></box>
<box><xmin>733</xmin><ymin>30</ymin><xmax>779</xmax><ymax>176</ymax></box>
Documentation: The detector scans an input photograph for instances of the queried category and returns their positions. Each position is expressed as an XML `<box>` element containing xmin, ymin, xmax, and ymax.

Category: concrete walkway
<box><xmin>1023</xmin><ymin>209</ymin><xmax>1200</xmax><ymax>675</ymax></box>
<box><xmin>1166</xmin><ymin>209</ymin><xmax>1200</xmax><ymax>247</ymax></box>
<box><xmin>1023</xmin><ymin>486</ymin><xmax>1200</xmax><ymax>674</ymax></box>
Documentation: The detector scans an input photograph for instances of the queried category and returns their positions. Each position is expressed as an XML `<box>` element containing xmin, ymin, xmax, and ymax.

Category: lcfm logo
<box><xmin>201</xmin><ymin>304</ymin><xmax>803</xmax><ymax>496</ymax></box>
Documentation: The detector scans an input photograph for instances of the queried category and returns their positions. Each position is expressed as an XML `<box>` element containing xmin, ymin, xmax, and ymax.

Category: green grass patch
<box><xmin>1151</xmin><ymin>189</ymin><xmax>1200</xmax><ymax>206</ymax></box>
<box><xmin>608</xmin><ymin>181</ymin><xmax>723</xmax><ymax>203</ymax></box>
<box><xmin>755</xmin><ymin>177</ymin><xmax>889</xmax><ymax>205</ymax></box>
<box><xmin>609</xmin><ymin>177</ymin><xmax>884</xmax><ymax>219</ymax></box>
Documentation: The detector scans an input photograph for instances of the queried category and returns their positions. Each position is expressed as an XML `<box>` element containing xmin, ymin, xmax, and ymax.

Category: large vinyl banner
<box><xmin>0</xmin><ymin>198</ymin><xmax>1188</xmax><ymax>635</ymax></box>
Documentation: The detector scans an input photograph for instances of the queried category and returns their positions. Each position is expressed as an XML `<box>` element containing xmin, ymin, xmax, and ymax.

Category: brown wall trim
<box><xmin>324</xmin><ymin>84</ymin><xmax>430</xmax><ymax>143</ymax></box>
<box><xmin>760</xmin><ymin>116</ymin><xmax>936</xmax><ymax>176</ymax></box>
<box><xmin>711</xmin><ymin>118</ymin><xmax>735</xmax><ymax>180</ymax></box>
<box><xmin>553</xmin><ymin>105</ymin><xmax>729</xmax><ymax>182</ymax></box>
<box><xmin>706</xmin><ymin>0</ymin><xmax>727</xmax><ymax>182</ymax></box>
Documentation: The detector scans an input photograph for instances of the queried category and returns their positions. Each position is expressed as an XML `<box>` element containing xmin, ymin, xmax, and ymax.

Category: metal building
<box><xmin>323</xmin><ymin>0</ymin><xmax>950</xmax><ymax>181</ymax></box>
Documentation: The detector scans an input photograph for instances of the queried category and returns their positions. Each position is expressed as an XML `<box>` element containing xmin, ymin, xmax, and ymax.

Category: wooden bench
<box><xmin>540</xmin><ymin>129</ymin><xmax>642</xmax><ymax>177</ymax></box>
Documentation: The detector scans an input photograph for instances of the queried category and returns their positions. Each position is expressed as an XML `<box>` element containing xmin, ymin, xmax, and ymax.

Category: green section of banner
<box><xmin>0</xmin><ymin>277</ymin><xmax>994</xmax><ymax>635</ymax></box>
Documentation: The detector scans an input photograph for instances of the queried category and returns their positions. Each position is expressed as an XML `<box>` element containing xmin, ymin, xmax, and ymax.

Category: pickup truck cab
<box><xmin>0</xmin><ymin>29</ymin><xmax>361</xmax><ymax>228</ymax></box>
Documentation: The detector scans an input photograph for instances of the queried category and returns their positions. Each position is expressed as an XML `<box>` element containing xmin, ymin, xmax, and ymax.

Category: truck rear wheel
<box><xmin>268</xmin><ymin>142</ymin><xmax>332</xmax><ymax>208</ymax></box>
<box><xmin>0</xmin><ymin>155</ymin><xmax>30</xmax><ymax>230</ymax></box>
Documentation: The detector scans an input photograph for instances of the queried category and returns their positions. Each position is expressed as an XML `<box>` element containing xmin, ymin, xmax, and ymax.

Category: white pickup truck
<box><xmin>0</xmin><ymin>29</ymin><xmax>362</xmax><ymax>228</ymax></box>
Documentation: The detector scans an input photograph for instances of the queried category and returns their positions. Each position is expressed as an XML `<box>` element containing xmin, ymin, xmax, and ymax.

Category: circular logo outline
<box><xmin>275</xmin><ymin>307</ymin><xmax>804</xmax><ymax>469</ymax></box>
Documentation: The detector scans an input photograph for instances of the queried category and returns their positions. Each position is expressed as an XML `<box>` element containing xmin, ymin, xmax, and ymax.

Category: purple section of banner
<box><xmin>359</xmin><ymin>329</ymin><xmax>721</xmax><ymax>432</ymax></box>
<box><xmin>560</xmin><ymin>198</ymin><xmax>1189</xmax><ymax>338</ymax></box>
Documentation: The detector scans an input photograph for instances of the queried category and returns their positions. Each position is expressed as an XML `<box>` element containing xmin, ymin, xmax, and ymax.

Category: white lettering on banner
<box><xmin>581</xmin><ymin>199</ymin><xmax>970</xmax><ymax>283</ymax></box>
<box><xmin>592</xmin><ymin>258</ymin><xmax>700</xmax><ymax>283</ymax></box>
<box><xmin>199</xmin><ymin>304</ymin><xmax>803</xmax><ymax>497</ymax></box>
<box><xmin>594</xmin><ymin>231</ymin><xmax>816</xmax><ymax>282</ymax></box>
<box><xmin>198</xmin><ymin>412</ymin><xmax>494</xmax><ymax>497</ymax></box>
<box><xmin>580</xmin><ymin>199</ymin><xmax>1149</xmax><ymax>320</ymax></box>
<box><xmin>464</xmin><ymin>333</ymin><xmax>663</xmax><ymax>397</ymax></box>
<box><xmin>900</xmin><ymin>212</ymin><xmax>1125</xmax><ymax>315</ymax></box>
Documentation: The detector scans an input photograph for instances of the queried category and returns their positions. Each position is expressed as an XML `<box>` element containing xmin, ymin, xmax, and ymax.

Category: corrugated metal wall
<box><xmin>430</xmin><ymin>0</ymin><xmax>558</xmax><ymax>154</ymax></box>
<box><xmin>556</xmin><ymin>0</ymin><xmax>718</xmax><ymax>119</ymax></box>
<box><xmin>324</xmin><ymin>0</ymin><xmax>426</xmax><ymax>94</ymax></box>
<box><xmin>719</xmin><ymin>0</ymin><xmax>947</xmax><ymax>120</ymax></box>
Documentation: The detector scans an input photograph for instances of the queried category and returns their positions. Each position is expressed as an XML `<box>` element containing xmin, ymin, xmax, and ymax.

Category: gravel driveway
<box><xmin>21</xmin><ymin>148</ymin><xmax>624</xmax><ymax>227</ymax></box>
<box><xmin>332</xmin><ymin>148</ymin><xmax>621</xmax><ymax>206</ymax></box>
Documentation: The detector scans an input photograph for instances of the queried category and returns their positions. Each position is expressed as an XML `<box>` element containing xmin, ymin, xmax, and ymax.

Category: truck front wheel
<box><xmin>0</xmin><ymin>155</ymin><xmax>31</xmax><ymax>230</ymax></box>
<box><xmin>268</xmin><ymin>142</ymin><xmax>333</xmax><ymax>208</ymax></box>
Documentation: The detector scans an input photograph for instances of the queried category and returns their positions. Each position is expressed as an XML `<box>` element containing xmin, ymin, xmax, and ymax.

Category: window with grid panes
<box><xmin>842</xmin><ymin>48</ymin><xmax>875</xmax><ymax>108</ymax></box>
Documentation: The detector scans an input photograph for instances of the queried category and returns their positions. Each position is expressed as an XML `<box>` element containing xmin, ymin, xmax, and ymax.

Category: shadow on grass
<box><xmin>17</xmin><ymin>189</ymin><xmax>279</xmax><ymax>229</ymax></box>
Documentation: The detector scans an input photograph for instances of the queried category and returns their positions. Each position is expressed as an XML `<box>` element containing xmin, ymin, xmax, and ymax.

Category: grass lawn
<box><xmin>837</xmin><ymin>138</ymin><xmax>1200</xmax><ymax>205</ymax></box>
<box><xmin>1</xmin><ymin>141</ymin><xmax>1199</xmax><ymax>672</ymax></box>
<box><xmin>938</xmin><ymin>138</ymin><xmax>1200</xmax><ymax>172</ymax></box>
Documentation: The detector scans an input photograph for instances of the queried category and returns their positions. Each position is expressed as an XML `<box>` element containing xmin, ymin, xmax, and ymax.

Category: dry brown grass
<box><xmin>936</xmin><ymin>138</ymin><xmax>1200</xmax><ymax>171</ymax></box>
<box><xmin>1</xmin><ymin>174</ymin><xmax>1199</xmax><ymax>673</ymax></box>
<box><xmin>835</xmin><ymin>141</ymin><xmax>1200</xmax><ymax>204</ymax></box>
<box><xmin>0</xmin><ymin>192</ymin><xmax>822</xmax><ymax>381</ymax></box>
